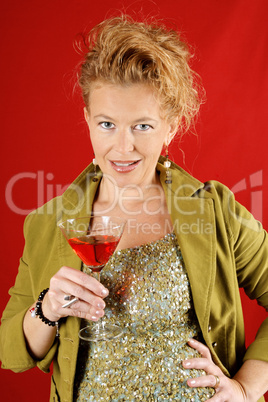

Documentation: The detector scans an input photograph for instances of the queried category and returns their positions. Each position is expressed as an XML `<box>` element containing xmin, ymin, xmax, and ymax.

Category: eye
<box><xmin>100</xmin><ymin>122</ymin><xmax>115</xmax><ymax>129</ymax></box>
<box><xmin>134</xmin><ymin>124</ymin><xmax>152</xmax><ymax>131</ymax></box>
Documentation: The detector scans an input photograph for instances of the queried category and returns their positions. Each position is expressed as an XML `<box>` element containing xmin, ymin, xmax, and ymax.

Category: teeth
<box><xmin>113</xmin><ymin>161</ymin><xmax>135</xmax><ymax>167</ymax></box>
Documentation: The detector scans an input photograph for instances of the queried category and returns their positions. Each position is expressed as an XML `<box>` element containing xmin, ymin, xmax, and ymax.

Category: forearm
<box><xmin>233</xmin><ymin>359</ymin><xmax>268</xmax><ymax>401</ymax></box>
<box><xmin>23</xmin><ymin>300</ymin><xmax>57</xmax><ymax>360</ymax></box>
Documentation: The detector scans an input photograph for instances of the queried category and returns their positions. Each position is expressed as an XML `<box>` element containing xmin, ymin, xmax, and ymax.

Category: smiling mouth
<box><xmin>110</xmin><ymin>160</ymin><xmax>141</xmax><ymax>172</ymax></box>
<box><xmin>113</xmin><ymin>161</ymin><xmax>137</xmax><ymax>167</ymax></box>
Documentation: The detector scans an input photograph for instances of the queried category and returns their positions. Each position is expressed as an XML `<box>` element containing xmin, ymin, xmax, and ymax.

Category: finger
<box><xmin>50</xmin><ymin>267</ymin><xmax>109</xmax><ymax>306</ymax></box>
<box><xmin>55</xmin><ymin>266</ymin><xmax>109</xmax><ymax>298</ymax></box>
<box><xmin>45</xmin><ymin>293</ymin><xmax>105</xmax><ymax>322</ymax></box>
<box><xmin>187</xmin><ymin>338</ymin><xmax>213</xmax><ymax>360</ymax></box>
<box><xmin>187</xmin><ymin>374</ymin><xmax>221</xmax><ymax>389</ymax></box>
<box><xmin>62</xmin><ymin>299</ymin><xmax>105</xmax><ymax>321</ymax></box>
<box><xmin>183</xmin><ymin>357</ymin><xmax>210</xmax><ymax>370</ymax></box>
<box><xmin>45</xmin><ymin>270</ymin><xmax>108</xmax><ymax>320</ymax></box>
<box><xmin>54</xmin><ymin>277</ymin><xmax>107</xmax><ymax>309</ymax></box>
<box><xmin>44</xmin><ymin>266</ymin><xmax>110</xmax><ymax>322</ymax></box>
<box><xmin>182</xmin><ymin>356</ymin><xmax>221</xmax><ymax>380</ymax></box>
<box><xmin>61</xmin><ymin>297</ymin><xmax>80</xmax><ymax>308</ymax></box>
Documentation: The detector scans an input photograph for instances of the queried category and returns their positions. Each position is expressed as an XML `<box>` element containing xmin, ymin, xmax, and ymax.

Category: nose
<box><xmin>114</xmin><ymin>128</ymin><xmax>134</xmax><ymax>154</ymax></box>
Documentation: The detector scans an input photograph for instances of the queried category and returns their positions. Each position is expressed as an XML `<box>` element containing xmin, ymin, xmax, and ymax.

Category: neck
<box><xmin>95</xmin><ymin>173</ymin><xmax>165</xmax><ymax>213</ymax></box>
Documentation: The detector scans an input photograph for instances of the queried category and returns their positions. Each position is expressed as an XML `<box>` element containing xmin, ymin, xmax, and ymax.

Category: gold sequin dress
<box><xmin>74</xmin><ymin>233</ymin><xmax>215</xmax><ymax>401</ymax></box>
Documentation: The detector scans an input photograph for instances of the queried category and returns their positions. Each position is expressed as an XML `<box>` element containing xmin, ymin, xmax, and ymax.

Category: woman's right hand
<box><xmin>42</xmin><ymin>266</ymin><xmax>109</xmax><ymax>322</ymax></box>
<box><xmin>23</xmin><ymin>266</ymin><xmax>109</xmax><ymax>360</ymax></box>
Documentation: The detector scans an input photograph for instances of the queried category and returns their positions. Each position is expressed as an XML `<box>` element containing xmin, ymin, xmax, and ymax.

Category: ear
<box><xmin>84</xmin><ymin>107</ymin><xmax>90</xmax><ymax>126</ymax></box>
<box><xmin>164</xmin><ymin>118</ymin><xmax>179</xmax><ymax>146</ymax></box>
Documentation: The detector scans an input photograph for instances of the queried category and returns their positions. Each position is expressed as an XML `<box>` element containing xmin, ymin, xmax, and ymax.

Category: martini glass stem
<box><xmin>94</xmin><ymin>268</ymin><xmax>105</xmax><ymax>333</ymax></box>
<box><xmin>95</xmin><ymin>271</ymin><xmax>101</xmax><ymax>283</ymax></box>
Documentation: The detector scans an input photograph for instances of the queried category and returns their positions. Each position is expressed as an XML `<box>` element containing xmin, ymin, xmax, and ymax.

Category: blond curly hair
<box><xmin>78</xmin><ymin>15</ymin><xmax>203</xmax><ymax>138</ymax></box>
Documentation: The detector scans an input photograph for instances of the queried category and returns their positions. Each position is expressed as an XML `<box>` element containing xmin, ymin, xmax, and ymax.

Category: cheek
<box><xmin>148</xmin><ymin>139</ymin><xmax>166</xmax><ymax>156</ymax></box>
<box><xmin>93</xmin><ymin>147</ymin><xmax>105</xmax><ymax>159</ymax></box>
<box><xmin>90</xmin><ymin>135</ymin><xmax>103</xmax><ymax>153</ymax></box>
<box><xmin>90</xmin><ymin>142</ymin><xmax>102</xmax><ymax>162</ymax></box>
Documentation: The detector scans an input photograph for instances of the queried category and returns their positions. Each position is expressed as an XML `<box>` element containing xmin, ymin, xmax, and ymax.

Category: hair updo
<box><xmin>78</xmin><ymin>15</ymin><xmax>203</xmax><ymax>138</ymax></box>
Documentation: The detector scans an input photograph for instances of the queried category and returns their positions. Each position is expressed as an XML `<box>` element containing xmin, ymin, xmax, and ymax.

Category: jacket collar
<box><xmin>157</xmin><ymin>155</ymin><xmax>205</xmax><ymax>198</ymax></box>
<box><xmin>60</xmin><ymin>163</ymin><xmax>101</xmax><ymax>220</ymax></box>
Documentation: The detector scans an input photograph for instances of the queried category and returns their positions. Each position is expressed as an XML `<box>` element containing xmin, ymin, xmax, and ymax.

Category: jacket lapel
<box><xmin>158</xmin><ymin>161</ymin><xmax>217</xmax><ymax>331</ymax></box>
<box><xmin>172</xmin><ymin>197</ymin><xmax>216</xmax><ymax>330</ymax></box>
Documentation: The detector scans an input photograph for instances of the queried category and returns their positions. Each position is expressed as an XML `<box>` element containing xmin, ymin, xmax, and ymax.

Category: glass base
<box><xmin>79</xmin><ymin>323</ymin><xmax>123</xmax><ymax>342</ymax></box>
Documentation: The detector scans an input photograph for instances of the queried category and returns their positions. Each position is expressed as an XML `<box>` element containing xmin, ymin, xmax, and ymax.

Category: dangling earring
<box><xmin>92</xmin><ymin>156</ymin><xmax>98</xmax><ymax>182</ymax></box>
<box><xmin>164</xmin><ymin>148</ymin><xmax>172</xmax><ymax>184</ymax></box>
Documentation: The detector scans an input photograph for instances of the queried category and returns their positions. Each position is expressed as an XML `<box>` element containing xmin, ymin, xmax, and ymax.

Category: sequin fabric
<box><xmin>74</xmin><ymin>233</ymin><xmax>215</xmax><ymax>401</ymax></box>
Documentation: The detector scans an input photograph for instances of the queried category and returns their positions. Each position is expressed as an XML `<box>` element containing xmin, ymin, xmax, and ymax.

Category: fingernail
<box><xmin>101</xmin><ymin>288</ymin><xmax>109</xmax><ymax>297</ymax></box>
<box><xmin>189</xmin><ymin>379</ymin><xmax>196</xmax><ymax>386</ymax></box>
<box><xmin>91</xmin><ymin>315</ymin><xmax>98</xmax><ymax>321</ymax></box>
<box><xmin>97</xmin><ymin>302</ymin><xmax>105</xmax><ymax>309</ymax></box>
<box><xmin>183</xmin><ymin>360</ymin><xmax>191</xmax><ymax>367</ymax></box>
<box><xmin>188</xmin><ymin>338</ymin><xmax>196</xmax><ymax>344</ymax></box>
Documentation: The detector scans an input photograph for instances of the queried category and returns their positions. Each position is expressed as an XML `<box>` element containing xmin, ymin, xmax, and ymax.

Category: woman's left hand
<box><xmin>182</xmin><ymin>338</ymin><xmax>247</xmax><ymax>401</ymax></box>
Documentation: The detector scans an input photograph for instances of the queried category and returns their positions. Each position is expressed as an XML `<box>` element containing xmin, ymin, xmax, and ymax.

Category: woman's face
<box><xmin>85</xmin><ymin>82</ymin><xmax>176</xmax><ymax>189</ymax></box>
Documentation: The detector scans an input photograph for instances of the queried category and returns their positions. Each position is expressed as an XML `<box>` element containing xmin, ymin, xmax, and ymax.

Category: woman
<box><xmin>0</xmin><ymin>15</ymin><xmax>268</xmax><ymax>402</ymax></box>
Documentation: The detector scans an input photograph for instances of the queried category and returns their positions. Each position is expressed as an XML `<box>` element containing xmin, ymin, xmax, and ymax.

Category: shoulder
<box><xmin>166</xmin><ymin>160</ymin><xmax>263</xmax><ymax>235</ymax></box>
<box><xmin>23</xmin><ymin>163</ymin><xmax>97</xmax><ymax>238</ymax></box>
<box><xmin>160</xmin><ymin>155</ymin><xmax>232</xmax><ymax>200</ymax></box>
<box><xmin>193</xmin><ymin>179</ymin><xmax>233</xmax><ymax>201</ymax></box>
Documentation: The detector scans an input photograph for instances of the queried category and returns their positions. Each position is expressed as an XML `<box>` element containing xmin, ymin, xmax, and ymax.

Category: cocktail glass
<box><xmin>58</xmin><ymin>215</ymin><xmax>126</xmax><ymax>341</ymax></box>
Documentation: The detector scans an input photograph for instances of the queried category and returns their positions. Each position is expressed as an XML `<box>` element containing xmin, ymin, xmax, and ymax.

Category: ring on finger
<box><xmin>62</xmin><ymin>297</ymin><xmax>79</xmax><ymax>308</ymax></box>
<box><xmin>213</xmin><ymin>375</ymin><xmax>220</xmax><ymax>389</ymax></box>
<box><xmin>63</xmin><ymin>294</ymin><xmax>73</xmax><ymax>301</ymax></box>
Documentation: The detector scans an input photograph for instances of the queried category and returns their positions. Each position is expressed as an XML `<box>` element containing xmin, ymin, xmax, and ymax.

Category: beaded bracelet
<box><xmin>30</xmin><ymin>288</ymin><xmax>60</xmax><ymax>337</ymax></box>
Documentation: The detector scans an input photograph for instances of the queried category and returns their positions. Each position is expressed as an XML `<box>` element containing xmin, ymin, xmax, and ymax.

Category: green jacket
<box><xmin>1</xmin><ymin>158</ymin><xmax>267</xmax><ymax>402</ymax></box>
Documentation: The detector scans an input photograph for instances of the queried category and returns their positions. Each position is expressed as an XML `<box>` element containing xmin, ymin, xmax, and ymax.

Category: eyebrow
<box><xmin>94</xmin><ymin>114</ymin><xmax>114</xmax><ymax>120</ymax></box>
<box><xmin>93</xmin><ymin>114</ymin><xmax>158</xmax><ymax>123</ymax></box>
<box><xmin>134</xmin><ymin>117</ymin><xmax>158</xmax><ymax>124</ymax></box>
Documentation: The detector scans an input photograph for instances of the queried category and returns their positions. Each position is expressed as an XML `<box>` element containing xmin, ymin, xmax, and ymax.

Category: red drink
<box><xmin>68</xmin><ymin>235</ymin><xmax>119</xmax><ymax>272</ymax></box>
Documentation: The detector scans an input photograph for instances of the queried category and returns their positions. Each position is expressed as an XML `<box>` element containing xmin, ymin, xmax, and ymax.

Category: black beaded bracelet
<box><xmin>31</xmin><ymin>288</ymin><xmax>60</xmax><ymax>337</ymax></box>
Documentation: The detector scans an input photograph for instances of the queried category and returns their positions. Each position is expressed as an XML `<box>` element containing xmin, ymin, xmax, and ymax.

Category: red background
<box><xmin>0</xmin><ymin>0</ymin><xmax>267</xmax><ymax>400</ymax></box>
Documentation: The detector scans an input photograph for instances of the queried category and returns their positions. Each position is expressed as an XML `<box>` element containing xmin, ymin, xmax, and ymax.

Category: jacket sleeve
<box><xmin>222</xmin><ymin>185</ymin><xmax>268</xmax><ymax>362</ymax></box>
<box><xmin>0</xmin><ymin>214</ymin><xmax>58</xmax><ymax>373</ymax></box>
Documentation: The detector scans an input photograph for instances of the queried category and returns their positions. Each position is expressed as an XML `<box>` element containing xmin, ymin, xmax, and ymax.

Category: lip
<box><xmin>109</xmin><ymin>160</ymin><xmax>141</xmax><ymax>173</ymax></box>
